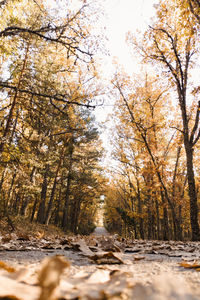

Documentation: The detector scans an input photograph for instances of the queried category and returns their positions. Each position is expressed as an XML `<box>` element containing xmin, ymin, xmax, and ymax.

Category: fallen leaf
<box><xmin>0</xmin><ymin>261</ymin><xmax>16</xmax><ymax>273</ymax></box>
<box><xmin>133</xmin><ymin>255</ymin><xmax>145</xmax><ymax>261</ymax></box>
<box><xmin>86</xmin><ymin>269</ymin><xmax>110</xmax><ymax>284</ymax></box>
<box><xmin>76</xmin><ymin>239</ymin><xmax>94</xmax><ymax>256</ymax></box>
<box><xmin>38</xmin><ymin>255</ymin><xmax>70</xmax><ymax>300</ymax></box>
<box><xmin>0</xmin><ymin>295</ymin><xmax>21</xmax><ymax>299</ymax></box>
<box><xmin>179</xmin><ymin>261</ymin><xmax>200</xmax><ymax>270</ymax></box>
<box><xmin>0</xmin><ymin>275</ymin><xmax>40</xmax><ymax>300</ymax></box>
<box><xmin>90</xmin><ymin>251</ymin><xmax>125</xmax><ymax>264</ymax></box>
<box><xmin>98</xmin><ymin>237</ymin><xmax>122</xmax><ymax>252</ymax></box>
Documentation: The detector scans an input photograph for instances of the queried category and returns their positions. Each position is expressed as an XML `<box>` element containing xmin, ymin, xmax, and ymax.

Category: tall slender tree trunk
<box><xmin>45</xmin><ymin>150</ymin><xmax>64</xmax><ymax>225</ymax></box>
<box><xmin>62</xmin><ymin>143</ymin><xmax>74</xmax><ymax>230</ymax></box>
<box><xmin>73</xmin><ymin>199</ymin><xmax>81</xmax><ymax>234</ymax></box>
<box><xmin>54</xmin><ymin>176</ymin><xmax>63</xmax><ymax>226</ymax></box>
<box><xmin>155</xmin><ymin>199</ymin><xmax>160</xmax><ymax>240</ymax></box>
<box><xmin>7</xmin><ymin>171</ymin><xmax>16</xmax><ymax>208</ymax></box>
<box><xmin>0</xmin><ymin>168</ymin><xmax>7</xmax><ymax>214</ymax></box>
<box><xmin>178</xmin><ymin>85</ymin><xmax>200</xmax><ymax>240</ymax></box>
<box><xmin>0</xmin><ymin>168</ymin><xmax>6</xmax><ymax>194</ymax></box>
<box><xmin>160</xmin><ymin>189</ymin><xmax>169</xmax><ymax>240</ymax></box>
<box><xmin>20</xmin><ymin>167</ymin><xmax>36</xmax><ymax>216</ymax></box>
<box><xmin>185</xmin><ymin>145</ymin><xmax>199</xmax><ymax>240</ymax></box>
<box><xmin>136</xmin><ymin>177</ymin><xmax>144</xmax><ymax>239</ymax></box>
<box><xmin>30</xmin><ymin>196</ymin><xmax>38</xmax><ymax>223</ymax></box>
<box><xmin>37</xmin><ymin>164</ymin><xmax>49</xmax><ymax>224</ymax></box>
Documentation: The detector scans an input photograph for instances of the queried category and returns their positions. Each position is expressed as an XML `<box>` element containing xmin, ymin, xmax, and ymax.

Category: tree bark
<box><xmin>37</xmin><ymin>164</ymin><xmax>49</xmax><ymax>224</ymax></box>
<box><xmin>160</xmin><ymin>189</ymin><xmax>169</xmax><ymax>240</ymax></box>
<box><xmin>62</xmin><ymin>142</ymin><xmax>74</xmax><ymax>230</ymax></box>
<box><xmin>185</xmin><ymin>145</ymin><xmax>200</xmax><ymax>240</ymax></box>
<box><xmin>45</xmin><ymin>150</ymin><xmax>64</xmax><ymax>224</ymax></box>
<box><xmin>30</xmin><ymin>196</ymin><xmax>38</xmax><ymax>223</ymax></box>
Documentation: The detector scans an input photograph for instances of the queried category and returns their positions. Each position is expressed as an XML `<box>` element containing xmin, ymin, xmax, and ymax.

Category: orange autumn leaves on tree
<box><xmin>104</xmin><ymin>0</ymin><xmax>200</xmax><ymax>241</ymax></box>
<box><xmin>104</xmin><ymin>70</ymin><xmax>190</xmax><ymax>240</ymax></box>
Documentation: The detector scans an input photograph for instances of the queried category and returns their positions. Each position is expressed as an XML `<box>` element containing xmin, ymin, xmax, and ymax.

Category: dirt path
<box><xmin>93</xmin><ymin>226</ymin><xmax>110</xmax><ymax>235</ymax></box>
<box><xmin>1</xmin><ymin>235</ymin><xmax>200</xmax><ymax>299</ymax></box>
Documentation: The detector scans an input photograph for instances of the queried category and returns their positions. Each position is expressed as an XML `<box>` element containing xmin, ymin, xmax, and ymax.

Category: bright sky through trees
<box><xmin>94</xmin><ymin>0</ymin><xmax>159</xmax><ymax>141</ymax></box>
<box><xmin>94</xmin><ymin>0</ymin><xmax>159</xmax><ymax>124</ymax></box>
<box><xmin>104</xmin><ymin>0</ymin><xmax>159</xmax><ymax>75</ymax></box>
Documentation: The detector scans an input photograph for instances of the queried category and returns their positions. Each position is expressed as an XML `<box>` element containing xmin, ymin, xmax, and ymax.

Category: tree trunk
<box><xmin>20</xmin><ymin>198</ymin><xmax>28</xmax><ymax>216</ymax></box>
<box><xmin>155</xmin><ymin>199</ymin><xmax>160</xmax><ymax>240</ymax></box>
<box><xmin>0</xmin><ymin>168</ymin><xmax>6</xmax><ymax>194</ymax></box>
<box><xmin>37</xmin><ymin>165</ymin><xmax>49</xmax><ymax>224</ymax></box>
<box><xmin>73</xmin><ymin>199</ymin><xmax>81</xmax><ymax>234</ymax></box>
<box><xmin>147</xmin><ymin>204</ymin><xmax>153</xmax><ymax>239</ymax></box>
<box><xmin>6</xmin><ymin>171</ymin><xmax>16</xmax><ymax>208</ymax></box>
<box><xmin>54</xmin><ymin>179</ymin><xmax>63</xmax><ymax>226</ymax></box>
<box><xmin>45</xmin><ymin>150</ymin><xmax>63</xmax><ymax>224</ymax></box>
<box><xmin>21</xmin><ymin>167</ymin><xmax>36</xmax><ymax>216</ymax></box>
<box><xmin>62</xmin><ymin>144</ymin><xmax>74</xmax><ymax>230</ymax></box>
<box><xmin>30</xmin><ymin>196</ymin><xmax>38</xmax><ymax>223</ymax></box>
<box><xmin>12</xmin><ymin>192</ymin><xmax>22</xmax><ymax>214</ymax></box>
<box><xmin>136</xmin><ymin>178</ymin><xmax>144</xmax><ymax>239</ymax></box>
<box><xmin>160</xmin><ymin>189</ymin><xmax>169</xmax><ymax>240</ymax></box>
<box><xmin>185</xmin><ymin>146</ymin><xmax>200</xmax><ymax>240</ymax></box>
<box><xmin>70</xmin><ymin>198</ymin><xmax>81</xmax><ymax>234</ymax></box>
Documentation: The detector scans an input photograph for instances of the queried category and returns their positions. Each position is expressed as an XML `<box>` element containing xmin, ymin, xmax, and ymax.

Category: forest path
<box><xmin>93</xmin><ymin>226</ymin><xmax>110</xmax><ymax>235</ymax></box>
<box><xmin>0</xmin><ymin>236</ymin><xmax>200</xmax><ymax>299</ymax></box>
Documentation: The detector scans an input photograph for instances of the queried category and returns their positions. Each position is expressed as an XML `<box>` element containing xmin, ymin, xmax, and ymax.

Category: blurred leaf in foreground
<box><xmin>38</xmin><ymin>255</ymin><xmax>70</xmax><ymax>300</ymax></box>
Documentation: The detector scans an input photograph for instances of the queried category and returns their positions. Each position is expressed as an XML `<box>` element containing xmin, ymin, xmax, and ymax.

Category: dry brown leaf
<box><xmin>99</xmin><ymin>238</ymin><xmax>122</xmax><ymax>253</ymax></box>
<box><xmin>38</xmin><ymin>255</ymin><xmax>70</xmax><ymax>300</ymax></box>
<box><xmin>86</xmin><ymin>269</ymin><xmax>110</xmax><ymax>284</ymax></box>
<box><xmin>133</xmin><ymin>255</ymin><xmax>145</xmax><ymax>261</ymax></box>
<box><xmin>76</xmin><ymin>239</ymin><xmax>94</xmax><ymax>256</ymax></box>
<box><xmin>0</xmin><ymin>296</ymin><xmax>21</xmax><ymax>300</ymax></box>
<box><xmin>90</xmin><ymin>251</ymin><xmax>124</xmax><ymax>264</ymax></box>
<box><xmin>0</xmin><ymin>261</ymin><xmax>16</xmax><ymax>273</ymax></box>
<box><xmin>35</xmin><ymin>231</ymin><xmax>45</xmax><ymax>239</ymax></box>
<box><xmin>100</xmin><ymin>270</ymin><xmax>132</xmax><ymax>299</ymax></box>
<box><xmin>1</xmin><ymin>235</ymin><xmax>12</xmax><ymax>243</ymax></box>
<box><xmin>0</xmin><ymin>275</ymin><xmax>40</xmax><ymax>300</ymax></box>
<box><xmin>179</xmin><ymin>261</ymin><xmax>200</xmax><ymax>270</ymax></box>
<box><xmin>0</xmin><ymin>296</ymin><xmax>21</xmax><ymax>299</ymax></box>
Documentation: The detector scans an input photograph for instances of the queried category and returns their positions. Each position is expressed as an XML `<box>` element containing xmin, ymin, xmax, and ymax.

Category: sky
<box><xmin>103</xmin><ymin>0</ymin><xmax>159</xmax><ymax>75</ymax></box>
<box><xmin>94</xmin><ymin>0</ymin><xmax>159</xmax><ymax>123</ymax></box>
<box><xmin>93</xmin><ymin>0</ymin><xmax>159</xmax><ymax>164</ymax></box>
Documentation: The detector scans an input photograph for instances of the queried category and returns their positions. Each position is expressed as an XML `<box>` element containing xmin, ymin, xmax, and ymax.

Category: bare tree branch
<box><xmin>0</xmin><ymin>82</ymin><xmax>96</xmax><ymax>107</ymax></box>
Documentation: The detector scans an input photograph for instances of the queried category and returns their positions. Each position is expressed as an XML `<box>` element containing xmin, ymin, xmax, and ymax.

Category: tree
<box><xmin>0</xmin><ymin>0</ymin><xmax>106</xmax><ymax>234</ymax></box>
<box><xmin>127</xmin><ymin>0</ymin><xmax>200</xmax><ymax>240</ymax></box>
<box><xmin>0</xmin><ymin>0</ymin><xmax>104</xmax><ymax>155</ymax></box>
<box><xmin>107</xmin><ymin>68</ymin><xmax>189</xmax><ymax>240</ymax></box>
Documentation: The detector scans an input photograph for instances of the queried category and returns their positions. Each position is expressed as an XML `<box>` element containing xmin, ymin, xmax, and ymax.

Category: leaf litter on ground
<box><xmin>1</xmin><ymin>231</ymin><xmax>200</xmax><ymax>299</ymax></box>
